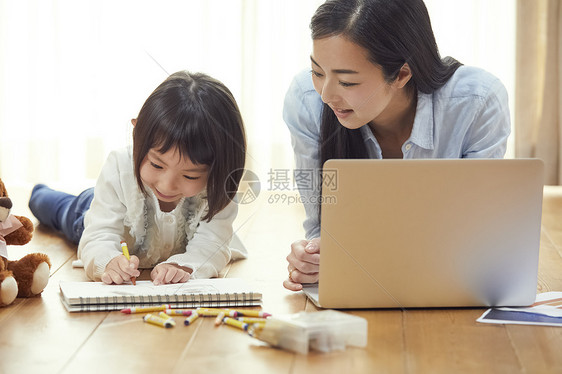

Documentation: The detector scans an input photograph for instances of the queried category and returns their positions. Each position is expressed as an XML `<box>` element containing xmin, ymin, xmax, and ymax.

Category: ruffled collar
<box><xmin>123</xmin><ymin>182</ymin><xmax>208</xmax><ymax>250</ymax></box>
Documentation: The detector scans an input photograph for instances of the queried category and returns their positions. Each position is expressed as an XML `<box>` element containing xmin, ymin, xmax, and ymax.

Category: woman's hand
<box><xmin>283</xmin><ymin>237</ymin><xmax>320</xmax><ymax>291</ymax></box>
<box><xmin>151</xmin><ymin>263</ymin><xmax>192</xmax><ymax>286</ymax></box>
<box><xmin>102</xmin><ymin>255</ymin><xmax>140</xmax><ymax>285</ymax></box>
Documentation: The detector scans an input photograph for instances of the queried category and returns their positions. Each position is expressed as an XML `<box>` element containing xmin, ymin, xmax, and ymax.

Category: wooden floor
<box><xmin>1</xmin><ymin>185</ymin><xmax>562</xmax><ymax>374</ymax></box>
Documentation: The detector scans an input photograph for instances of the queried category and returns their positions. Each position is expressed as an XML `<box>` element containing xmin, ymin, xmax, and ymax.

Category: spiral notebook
<box><xmin>59</xmin><ymin>278</ymin><xmax>262</xmax><ymax>312</ymax></box>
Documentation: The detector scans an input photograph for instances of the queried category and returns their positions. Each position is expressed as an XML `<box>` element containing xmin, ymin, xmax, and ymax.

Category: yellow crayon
<box><xmin>165</xmin><ymin>309</ymin><xmax>193</xmax><ymax>316</ymax></box>
<box><xmin>184</xmin><ymin>312</ymin><xmax>200</xmax><ymax>326</ymax></box>
<box><xmin>236</xmin><ymin>317</ymin><xmax>269</xmax><ymax>324</ymax></box>
<box><xmin>223</xmin><ymin>317</ymin><xmax>249</xmax><ymax>331</ymax></box>
<box><xmin>121</xmin><ymin>304</ymin><xmax>171</xmax><ymax>314</ymax></box>
<box><xmin>158</xmin><ymin>312</ymin><xmax>177</xmax><ymax>326</ymax></box>
<box><xmin>196</xmin><ymin>308</ymin><xmax>238</xmax><ymax>318</ymax></box>
<box><xmin>120</xmin><ymin>240</ymin><xmax>136</xmax><ymax>285</ymax></box>
<box><xmin>250</xmin><ymin>322</ymin><xmax>267</xmax><ymax>329</ymax></box>
<box><xmin>214</xmin><ymin>312</ymin><xmax>225</xmax><ymax>326</ymax></box>
<box><xmin>229</xmin><ymin>309</ymin><xmax>271</xmax><ymax>318</ymax></box>
<box><xmin>143</xmin><ymin>313</ymin><xmax>174</xmax><ymax>328</ymax></box>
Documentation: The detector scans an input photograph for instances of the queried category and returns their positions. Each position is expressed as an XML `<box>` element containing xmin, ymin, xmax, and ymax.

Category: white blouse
<box><xmin>77</xmin><ymin>147</ymin><xmax>246</xmax><ymax>281</ymax></box>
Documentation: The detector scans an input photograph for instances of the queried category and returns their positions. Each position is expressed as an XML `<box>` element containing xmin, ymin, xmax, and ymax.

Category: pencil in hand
<box><xmin>120</xmin><ymin>240</ymin><xmax>137</xmax><ymax>285</ymax></box>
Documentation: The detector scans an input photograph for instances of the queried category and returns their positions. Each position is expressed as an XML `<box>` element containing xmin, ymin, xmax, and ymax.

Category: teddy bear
<box><xmin>0</xmin><ymin>178</ymin><xmax>51</xmax><ymax>306</ymax></box>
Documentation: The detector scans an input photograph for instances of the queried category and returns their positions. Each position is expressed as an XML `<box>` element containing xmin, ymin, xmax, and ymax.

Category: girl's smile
<box><xmin>139</xmin><ymin>148</ymin><xmax>209</xmax><ymax>211</ymax></box>
<box><xmin>154</xmin><ymin>188</ymin><xmax>178</xmax><ymax>201</ymax></box>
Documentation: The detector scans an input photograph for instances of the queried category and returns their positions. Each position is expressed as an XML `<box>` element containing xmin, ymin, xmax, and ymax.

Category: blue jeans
<box><xmin>28</xmin><ymin>185</ymin><xmax>94</xmax><ymax>244</ymax></box>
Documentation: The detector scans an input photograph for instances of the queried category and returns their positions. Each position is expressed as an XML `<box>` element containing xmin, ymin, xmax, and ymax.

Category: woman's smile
<box><xmin>331</xmin><ymin>106</ymin><xmax>354</xmax><ymax>119</ymax></box>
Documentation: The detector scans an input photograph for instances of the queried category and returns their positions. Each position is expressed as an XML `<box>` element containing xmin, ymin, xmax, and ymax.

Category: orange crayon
<box><xmin>214</xmin><ymin>312</ymin><xmax>226</xmax><ymax>326</ymax></box>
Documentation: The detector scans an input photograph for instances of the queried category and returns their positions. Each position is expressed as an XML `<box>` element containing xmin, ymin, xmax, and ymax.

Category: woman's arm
<box><xmin>283</xmin><ymin>69</ymin><xmax>325</xmax><ymax>239</ymax></box>
<box><xmin>282</xmin><ymin>70</ymin><xmax>327</xmax><ymax>290</ymax></box>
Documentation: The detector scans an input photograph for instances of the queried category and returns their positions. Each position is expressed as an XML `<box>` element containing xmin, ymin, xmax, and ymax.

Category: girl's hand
<box><xmin>101</xmin><ymin>255</ymin><xmax>140</xmax><ymax>285</ymax></box>
<box><xmin>151</xmin><ymin>263</ymin><xmax>192</xmax><ymax>286</ymax></box>
<box><xmin>283</xmin><ymin>237</ymin><xmax>320</xmax><ymax>291</ymax></box>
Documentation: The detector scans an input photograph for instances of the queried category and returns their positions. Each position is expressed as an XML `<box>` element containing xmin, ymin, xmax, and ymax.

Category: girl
<box><xmin>29</xmin><ymin>71</ymin><xmax>247</xmax><ymax>285</ymax></box>
<box><xmin>283</xmin><ymin>0</ymin><xmax>511</xmax><ymax>291</ymax></box>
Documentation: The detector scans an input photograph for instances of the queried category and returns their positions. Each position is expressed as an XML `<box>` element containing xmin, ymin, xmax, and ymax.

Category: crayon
<box><xmin>223</xmin><ymin>317</ymin><xmax>249</xmax><ymax>331</ymax></box>
<box><xmin>143</xmin><ymin>313</ymin><xmax>174</xmax><ymax>328</ymax></box>
<box><xmin>196</xmin><ymin>308</ymin><xmax>238</xmax><ymax>318</ymax></box>
<box><xmin>236</xmin><ymin>317</ymin><xmax>269</xmax><ymax>324</ymax></box>
<box><xmin>214</xmin><ymin>312</ymin><xmax>225</xmax><ymax>326</ymax></box>
<box><xmin>164</xmin><ymin>309</ymin><xmax>193</xmax><ymax>316</ymax></box>
<box><xmin>250</xmin><ymin>322</ymin><xmax>267</xmax><ymax>329</ymax></box>
<box><xmin>120</xmin><ymin>241</ymin><xmax>136</xmax><ymax>285</ymax></box>
<box><xmin>120</xmin><ymin>304</ymin><xmax>171</xmax><ymax>314</ymax></box>
<box><xmin>158</xmin><ymin>312</ymin><xmax>177</xmax><ymax>326</ymax></box>
<box><xmin>230</xmin><ymin>309</ymin><xmax>271</xmax><ymax>318</ymax></box>
<box><xmin>184</xmin><ymin>312</ymin><xmax>200</xmax><ymax>326</ymax></box>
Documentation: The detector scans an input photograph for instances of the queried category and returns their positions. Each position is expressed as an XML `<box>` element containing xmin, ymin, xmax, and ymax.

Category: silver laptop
<box><xmin>303</xmin><ymin>159</ymin><xmax>544</xmax><ymax>309</ymax></box>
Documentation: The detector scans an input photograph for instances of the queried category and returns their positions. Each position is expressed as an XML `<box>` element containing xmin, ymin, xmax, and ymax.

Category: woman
<box><xmin>283</xmin><ymin>0</ymin><xmax>510</xmax><ymax>291</ymax></box>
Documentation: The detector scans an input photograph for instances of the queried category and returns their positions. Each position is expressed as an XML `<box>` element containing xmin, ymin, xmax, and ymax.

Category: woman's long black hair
<box><xmin>311</xmin><ymin>0</ymin><xmax>462</xmax><ymax>166</ymax></box>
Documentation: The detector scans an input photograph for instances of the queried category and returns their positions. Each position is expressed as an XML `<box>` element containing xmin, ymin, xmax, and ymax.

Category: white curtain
<box><xmin>0</xmin><ymin>0</ymin><xmax>323</xmax><ymax>192</ymax></box>
<box><xmin>424</xmin><ymin>0</ymin><xmax>516</xmax><ymax>156</ymax></box>
<box><xmin>0</xmin><ymin>0</ymin><xmax>515</xmax><ymax>193</ymax></box>
<box><xmin>515</xmin><ymin>0</ymin><xmax>562</xmax><ymax>185</ymax></box>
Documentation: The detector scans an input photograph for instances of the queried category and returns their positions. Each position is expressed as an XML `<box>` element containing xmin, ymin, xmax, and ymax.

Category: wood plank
<box><xmin>292</xmin><ymin>310</ymin><xmax>405</xmax><ymax>374</ymax></box>
<box><xmin>172</xmin><ymin>316</ymin><xmax>296</xmax><ymax>374</ymax></box>
<box><xmin>542</xmin><ymin>186</ymin><xmax>562</xmax><ymax>255</ymax></box>
<box><xmin>227</xmin><ymin>191</ymin><xmax>308</xmax><ymax>315</ymax></box>
<box><xmin>61</xmin><ymin>307</ymin><xmax>202</xmax><ymax>373</ymax></box>
<box><xmin>402</xmin><ymin>309</ymin><xmax>522</xmax><ymax>373</ymax></box>
<box><xmin>536</xmin><ymin>232</ymin><xmax>562</xmax><ymax>293</ymax></box>
<box><xmin>506</xmin><ymin>186</ymin><xmax>562</xmax><ymax>373</ymax></box>
<box><xmin>506</xmin><ymin>325</ymin><xmax>562</xmax><ymax>373</ymax></box>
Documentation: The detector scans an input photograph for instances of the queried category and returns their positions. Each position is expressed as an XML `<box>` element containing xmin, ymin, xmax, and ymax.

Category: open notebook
<box><xmin>60</xmin><ymin>278</ymin><xmax>262</xmax><ymax>312</ymax></box>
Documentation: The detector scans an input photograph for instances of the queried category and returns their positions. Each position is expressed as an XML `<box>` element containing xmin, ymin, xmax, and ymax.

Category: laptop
<box><xmin>303</xmin><ymin>158</ymin><xmax>544</xmax><ymax>309</ymax></box>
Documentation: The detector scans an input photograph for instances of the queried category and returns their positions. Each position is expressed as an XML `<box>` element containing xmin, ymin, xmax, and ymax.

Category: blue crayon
<box><xmin>184</xmin><ymin>312</ymin><xmax>200</xmax><ymax>326</ymax></box>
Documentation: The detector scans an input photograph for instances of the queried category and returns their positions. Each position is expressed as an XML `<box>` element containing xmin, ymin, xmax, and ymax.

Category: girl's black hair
<box><xmin>133</xmin><ymin>71</ymin><xmax>246</xmax><ymax>221</ymax></box>
<box><xmin>311</xmin><ymin>0</ymin><xmax>463</xmax><ymax>165</ymax></box>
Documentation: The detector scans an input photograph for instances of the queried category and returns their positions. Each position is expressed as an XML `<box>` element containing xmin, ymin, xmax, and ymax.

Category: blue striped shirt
<box><xmin>283</xmin><ymin>65</ymin><xmax>511</xmax><ymax>239</ymax></box>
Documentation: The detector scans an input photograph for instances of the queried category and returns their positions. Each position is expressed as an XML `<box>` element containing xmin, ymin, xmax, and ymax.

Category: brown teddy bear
<box><xmin>0</xmin><ymin>178</ymin><xmax>51</xmax><ymax>306</ymax></box>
